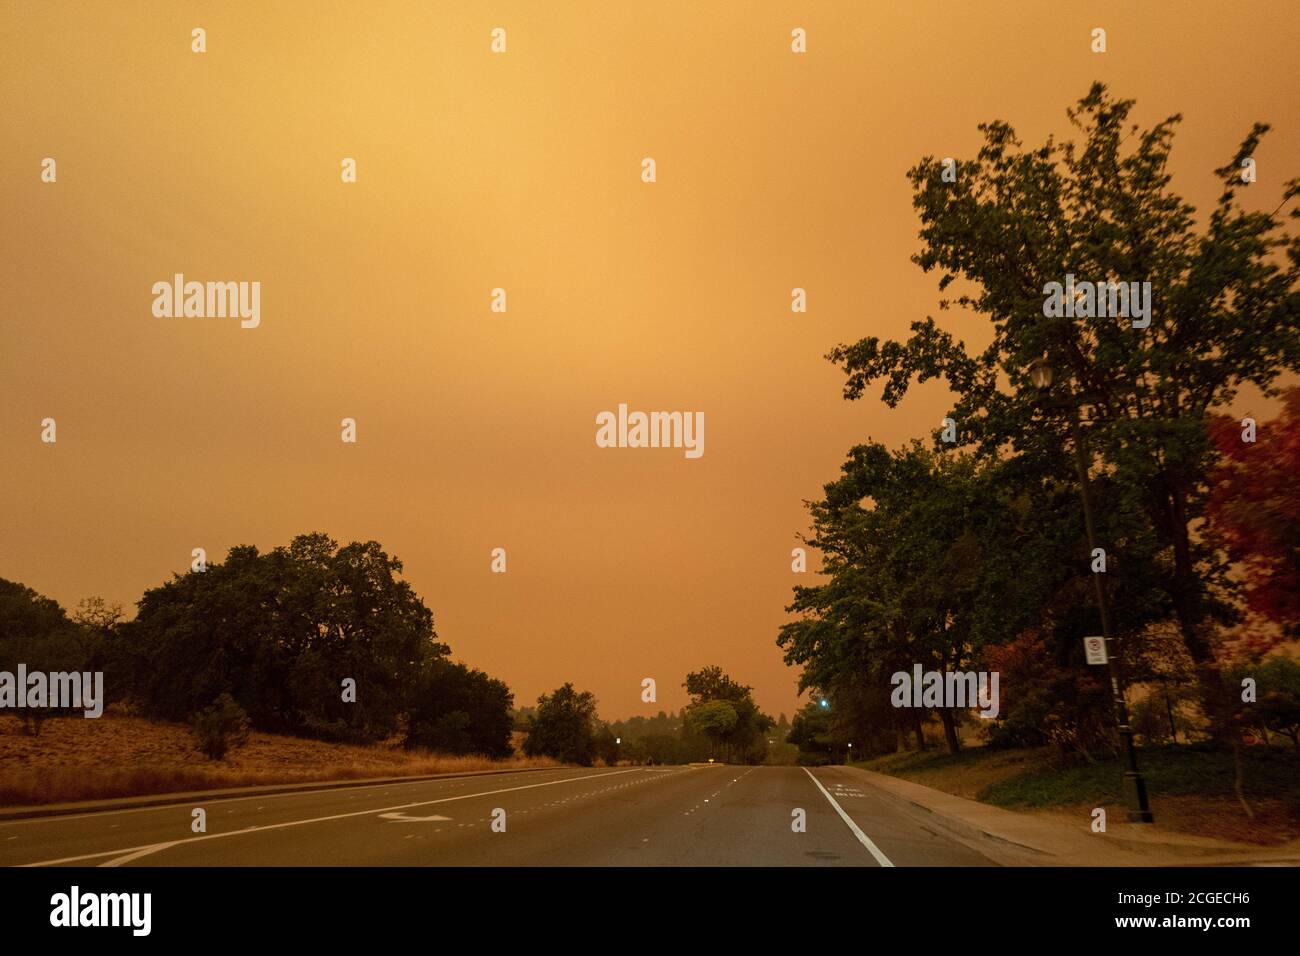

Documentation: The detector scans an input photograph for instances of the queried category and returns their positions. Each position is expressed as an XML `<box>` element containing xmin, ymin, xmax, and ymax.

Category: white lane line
<box><xmin>20</xmin><ymin>769</ymin><xmax>645</xmax><ymax>868</ymax></box>
<box><xmin>802</xmin><ymin>768</ymin><xmax>894</xmax><ymax>868</ymax></box>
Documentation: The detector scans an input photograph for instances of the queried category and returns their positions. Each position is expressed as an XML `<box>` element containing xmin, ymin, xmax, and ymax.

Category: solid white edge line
<box><xmin>802</xmin><ymin>767</ymin><xmax>895</xmax><ymax>867</ymax></box>
<box><xmin>19</xmin><ymin>767</ymin><xmax>651</xmax><ymax>868</ymax></box>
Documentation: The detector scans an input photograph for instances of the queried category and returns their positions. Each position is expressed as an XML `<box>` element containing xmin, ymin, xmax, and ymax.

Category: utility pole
<box><xmin>1031</xmin><ymin>357</ymin><xmax>1154</xmax><ymax>823</ymax></box>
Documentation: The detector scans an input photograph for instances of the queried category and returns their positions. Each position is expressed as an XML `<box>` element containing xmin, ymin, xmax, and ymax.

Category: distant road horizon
<box><xmin>2</xmin><ymin>766</ymin><xmax>996</xmax><ymax>867</ymax></box>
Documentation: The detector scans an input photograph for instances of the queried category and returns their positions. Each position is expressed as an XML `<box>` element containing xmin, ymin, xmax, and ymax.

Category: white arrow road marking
<box><xmin>18</xmin><ymin>768</ymin><xmax>644</xmax><ymax>868</ymax></box>
<box><xmin>803</xmin><ymin>768</ymin><xmax>895</xmax><ymax>867</ymax></box>
<box><xmin>101</xmin><ymin>841</ymin><xmax>179</xmax><ymax>868</ymax></box>
<box><xmin>378</xmin><ymin>812</ymin><xmax>452</xmax><ymax>823</ymax></box>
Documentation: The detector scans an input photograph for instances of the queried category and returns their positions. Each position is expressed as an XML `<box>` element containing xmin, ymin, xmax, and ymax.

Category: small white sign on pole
<box><xmin>1084</xmin><ymin>636</ymin><xmax>1108</xmax><ymax>665</ymax></box>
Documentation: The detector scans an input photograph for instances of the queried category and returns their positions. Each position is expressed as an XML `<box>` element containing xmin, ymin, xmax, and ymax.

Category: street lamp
<box><xmin>1030</xmin><ymin>355</ymin><xmax>1154</xmax><ymax>824</ymax></box>
<box><xmin>1028</xmin><ymin>356</ymin><xmax>1053</xmax><ymax>392</ymax></box>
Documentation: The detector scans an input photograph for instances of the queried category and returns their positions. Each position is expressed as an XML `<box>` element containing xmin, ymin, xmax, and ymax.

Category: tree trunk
<box><xmin>1162</xmin><ymin>480</ymin><xmax>1234</xmax><ymax>743</ymax></box>
<box><xmin>913</xmin><ymin>711</ymin><xmax>926</xmax><ymax>751</ymax></box>
<box><xmin>1164</xmin><ymin>685</ymin><xmax>1178</xmax><ymax>742</ymax></box>
<box><xmin>1233</xmin><ymin>741</ymin><xmax>1254</xmax><ymax>819</ymax></box>
<box><xmin>939</xmin><ymin>708</ymin><xmax>960</xmax><ymax>754</ymax></box>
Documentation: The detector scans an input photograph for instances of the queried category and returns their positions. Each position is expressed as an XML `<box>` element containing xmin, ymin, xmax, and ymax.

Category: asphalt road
<box><xmin>1</xmin><ymin>765</ymin><xmax>997</xmax><ymax>867</ymax></box>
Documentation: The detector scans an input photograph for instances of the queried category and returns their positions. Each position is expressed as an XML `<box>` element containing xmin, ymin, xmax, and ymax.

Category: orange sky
<box><xmin>3</xmin><ymin>1</ymin><xmax>1297</xmax><ymax>719</ymax></box>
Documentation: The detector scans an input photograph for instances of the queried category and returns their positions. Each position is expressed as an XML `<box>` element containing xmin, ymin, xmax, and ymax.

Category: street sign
<box><xmin>1084</xmin><ymin>635</ymin><xmax>1108</xmax><ymax>665</ymax></box>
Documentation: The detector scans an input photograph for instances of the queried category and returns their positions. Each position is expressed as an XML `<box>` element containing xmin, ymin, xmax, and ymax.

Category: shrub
<box><xmin>191</xmin><ymin>693</ymin><xmax>250</xmax><ymax>760</ymax></box>
<box><xmin>983</xmin><ymin>631</ymin><xmax>1114</xmax><ymax>757</ymax></box>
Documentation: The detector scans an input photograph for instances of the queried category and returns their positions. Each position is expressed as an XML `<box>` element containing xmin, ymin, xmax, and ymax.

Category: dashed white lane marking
<box><xmin>685</xmin><ymin>766</ymin><xmax>755</xmax><ymax>815</ymax></box>
<box><xmin>21</xmin><ymin>769</ymin><xmax>643</xmax><ymax>868</ymax></box>
<box><xmin>802</xmin><ymin>768</ymin><xmax>894</xmax><ymax>868</ymax></box>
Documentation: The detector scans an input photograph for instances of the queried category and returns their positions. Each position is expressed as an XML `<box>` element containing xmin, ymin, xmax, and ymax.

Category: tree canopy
<box><xmin>2</xmin><ymin>534</ymin><xmax>515</xmax><ymax>756</ymax></box>
<box><xmin>789</xmin><ymin>83</ymin><xmax>1300</xmax><ymax>757</ymax></box>
<box><xmin>682</xmin><ymin>665</ymin><xmax>774</xmax><ymax>763</ymax></box>
<box><xmin>522</xmin><ymin>682</ymin><xmax>599</xmax><ymax>765</ymax></box>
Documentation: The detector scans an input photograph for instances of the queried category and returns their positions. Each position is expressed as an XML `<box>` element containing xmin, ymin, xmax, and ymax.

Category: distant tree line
<box><xmin>517</xmin><ymin>666</ymin><xmax>779</xmax><ymax>767</ymax></box>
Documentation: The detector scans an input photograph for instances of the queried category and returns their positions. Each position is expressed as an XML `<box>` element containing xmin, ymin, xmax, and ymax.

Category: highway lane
<box><xmin>0</xmin><ymin>767</ymin><xmax>624</xmax><ymax>867</ymax></box>
<box><xmin>807</xmin><ymin>766</ymin><xmax>996</xmax><ymax>866</ymax></box>
<box><xmin>1</xmin><ymin>765</ymin><xmax>997</xmax><ymax>867</ymax></box>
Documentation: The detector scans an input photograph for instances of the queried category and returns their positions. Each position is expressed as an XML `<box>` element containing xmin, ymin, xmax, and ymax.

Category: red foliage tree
<box><xmin>1207</xmin><ymin>388</ymin><xmax>1300</xmax><ymax>644</ymax></box>
<box><xmin>982</xmin><ymin>631</ymin><xmax>1112</xmax><ymax>756</ymax></box>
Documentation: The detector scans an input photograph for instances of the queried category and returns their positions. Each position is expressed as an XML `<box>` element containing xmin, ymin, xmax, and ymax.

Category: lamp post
<box><xmin>1029</xmin><ymin>357</ymin><xmax>1154</xmax><ymax>823</ymax></box>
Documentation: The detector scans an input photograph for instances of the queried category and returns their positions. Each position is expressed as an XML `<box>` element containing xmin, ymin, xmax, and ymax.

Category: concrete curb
<box><xmin>833</xmin><ymin>766</ymin><xmax>1059</xmax><ymax>863</ymax></box>
<box><xmin>0</xmin><ymin>765</ymin><xmax>574</xmax><ymax>822</ymax></box>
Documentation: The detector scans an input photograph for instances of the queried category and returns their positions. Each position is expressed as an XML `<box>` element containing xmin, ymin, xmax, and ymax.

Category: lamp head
<box><xmin>1028</xmin><ymin>356</ymin><xmax>1053</xmax><ymax>394</ymax></box>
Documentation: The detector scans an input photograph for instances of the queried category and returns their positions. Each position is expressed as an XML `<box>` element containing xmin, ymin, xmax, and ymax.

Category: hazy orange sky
<box><xmin>3</xmin><ymin>2</ymin><xmax>1297</xmax><ymax>719</ymax></box>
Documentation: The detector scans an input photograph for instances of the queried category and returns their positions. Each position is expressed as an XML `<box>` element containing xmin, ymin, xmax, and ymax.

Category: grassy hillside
<box><xmin>856</xmin><ymin>743</ymin><xmax>1300</xmax><ymax>846</ymax></box>
<box><xmin>0</xmin><ymin>713</ymin><xmax>556</xmax><ymax>807</ymax></box>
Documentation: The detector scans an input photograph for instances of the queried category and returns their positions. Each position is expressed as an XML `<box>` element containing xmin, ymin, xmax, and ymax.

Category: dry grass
<box><xmin>1031</xmin><ymin>797</ymin><xmax>1300</xmax><ymax>847</ymax></box>
<box><xmin>0</xmin><ymin>713</ymin><xmax>556</xmax><ymax>807</ymax></box>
